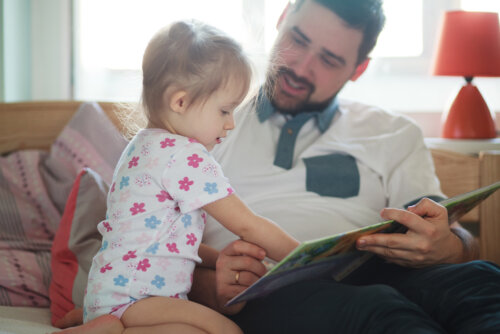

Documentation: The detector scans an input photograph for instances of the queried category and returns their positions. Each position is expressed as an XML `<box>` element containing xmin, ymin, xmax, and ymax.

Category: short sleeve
<box><xmin>385</xmin><ymin>124</ymin><xmax>445</xmax><ymax>208</ymax></box>
<box><xmin>163</xmin><ymin>144</ymin><xmax>233</xmax><ymax>213</ymax></box>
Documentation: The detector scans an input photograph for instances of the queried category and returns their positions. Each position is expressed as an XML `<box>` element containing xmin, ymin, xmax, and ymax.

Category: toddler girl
<box><xmin>79</xmin><ymin>20</ymin><xmax>299</xmax><ymax>334</ymax></box>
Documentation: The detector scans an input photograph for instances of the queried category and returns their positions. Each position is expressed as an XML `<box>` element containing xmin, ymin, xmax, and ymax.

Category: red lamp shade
<box><xmin>433</xmin><ymin>11</ymin><xmax>500</xmax><ymax>139</ymax></box>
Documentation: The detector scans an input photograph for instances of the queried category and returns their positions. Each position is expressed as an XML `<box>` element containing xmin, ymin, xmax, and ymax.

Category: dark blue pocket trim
<box><xmin>303</xmin><ymin>153</ymin><xmax>360</xmax><ymax>198</ymax></box>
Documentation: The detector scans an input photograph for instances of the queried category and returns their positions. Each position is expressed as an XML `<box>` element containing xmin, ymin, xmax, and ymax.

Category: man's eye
<box><xmin>292</xmin><ymin>36</ymin><xmax>307</xmax><ymax>47</ymax></box>
<box><xmin>320</xmin><ymin>55</ymin><xmax>337</xmax><ymax>68</ymax></box>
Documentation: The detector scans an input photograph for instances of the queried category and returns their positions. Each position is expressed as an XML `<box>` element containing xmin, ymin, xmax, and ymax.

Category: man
<box><xmin>190</xmin><ymin>0</ymin><xmax>500</xmax><ymax>333</ymax></box>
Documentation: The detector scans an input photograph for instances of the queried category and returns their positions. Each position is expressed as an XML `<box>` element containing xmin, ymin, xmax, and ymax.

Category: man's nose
<box><xmin>292</xmin><ymin>51</ymin><xmax>315</xmax><ymax>79</ymax></box>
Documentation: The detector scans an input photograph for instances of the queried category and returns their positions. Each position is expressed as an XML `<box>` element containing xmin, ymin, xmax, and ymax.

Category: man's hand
<box><xmin>356</xmin><ymin>198</ymin><xmax>475</xmax><ymax>267</ymax></box>
<box><xmin>215</xmin><ymin>239</ymin><xmax>268</xmax><ymax>314</ymax></box>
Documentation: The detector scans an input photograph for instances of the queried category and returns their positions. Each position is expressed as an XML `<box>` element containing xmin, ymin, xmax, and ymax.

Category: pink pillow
<box><xmin>49</xmin><ymin>168</ymin><xmax>107</xmax><ymax>325</ymax></box>
<box><xmin>0</xmin><ymin>102</ymin><xmax>127</xmax><ymax>308</ymax></box>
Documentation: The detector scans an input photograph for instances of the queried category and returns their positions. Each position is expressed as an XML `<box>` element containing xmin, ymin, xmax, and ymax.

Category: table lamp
<box><xmin>432</xmin><ymin>11</ymin><xmax>500</xmax><ymax>139</ymax></box>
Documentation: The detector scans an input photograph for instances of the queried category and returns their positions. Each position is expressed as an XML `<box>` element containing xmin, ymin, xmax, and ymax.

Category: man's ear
<box><xmin>276</xmin><ymin>2</ymin><xmax>291</xmax><ymax>29</ymax></box>
<box><xmin>350</xmin><ymin>58</ymin><xmax>370</xmax><ymax>82</ymax></box>
<box><xmin>169</xmin><ymin>90</ymin><xmax>188</xmax><ymax>113</ymax></box>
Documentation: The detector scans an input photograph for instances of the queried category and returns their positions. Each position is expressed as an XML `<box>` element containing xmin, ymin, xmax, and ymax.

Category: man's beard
<box><xmin>265</xmin><ymin>66</ymin><xmax>335</xmax><ymax>115</ymax></box>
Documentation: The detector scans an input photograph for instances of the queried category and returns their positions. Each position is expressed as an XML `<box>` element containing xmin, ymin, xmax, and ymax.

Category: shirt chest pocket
<box><xmin>303</xmin><ymin>153</ymin><xmax>360</xmax><ymax>198</ymax></box>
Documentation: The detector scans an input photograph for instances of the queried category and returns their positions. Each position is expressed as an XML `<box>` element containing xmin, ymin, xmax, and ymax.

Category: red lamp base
<box><xmin>441</xmin><ymin>82</ymin><xmax>497</xmax><ymax>139</ymax></box>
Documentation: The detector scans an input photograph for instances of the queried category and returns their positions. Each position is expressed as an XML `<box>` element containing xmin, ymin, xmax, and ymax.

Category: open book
<box><xmin>226</xmin><ymin>181</ymin><xmax>500</xmax><ymax>306</ymax></box>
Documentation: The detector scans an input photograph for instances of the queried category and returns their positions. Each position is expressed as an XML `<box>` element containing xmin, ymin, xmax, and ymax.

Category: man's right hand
<box><xmin>215</xmin><ymin>239</ymin><xmax>268</xmax><ymax>314</ymax></box>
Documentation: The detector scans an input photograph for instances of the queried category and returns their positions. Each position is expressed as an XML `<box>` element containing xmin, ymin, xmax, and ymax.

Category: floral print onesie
<box><xmin>83</xmin><ymin>128</ymin><xmax>232</xmax><ymax>322</ymax></box>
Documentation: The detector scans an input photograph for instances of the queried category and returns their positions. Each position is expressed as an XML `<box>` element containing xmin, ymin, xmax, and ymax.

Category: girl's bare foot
<box><xmin>54</xmin><ymin>308</ymin><xmax>83</xmax><ymax>329</ymax></box>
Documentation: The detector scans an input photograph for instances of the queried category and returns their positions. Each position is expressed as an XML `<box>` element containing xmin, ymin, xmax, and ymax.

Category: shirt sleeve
<box><xmin>162</xmin><ymin>143</ymin><xmax>233</xmax><ymax>213</ymax></box>
<box><xmin>385</xmin><ymin>122</ymin><xmax>445</xmax><ymax>208</ymax></box>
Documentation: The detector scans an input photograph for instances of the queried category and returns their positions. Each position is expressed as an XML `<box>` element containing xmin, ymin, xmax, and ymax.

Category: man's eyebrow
<box><xmin>292</xmin><ymin>27</ymin><xmax>310</xmax><ymax>43</ymax></box>
<box><xmin>321</xmin><ymin>48</ymin><xmax>346</xmax><ymax>66</ymax></box>
<box><xmin>292</xmin><ymin>27</ymin><xmax>346</xmax><ymax>66</ymax></box>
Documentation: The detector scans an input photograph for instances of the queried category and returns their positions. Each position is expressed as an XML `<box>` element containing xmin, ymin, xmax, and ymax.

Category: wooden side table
<box><xmin>426</xmin><ymin>138</ymin><xmax>500</xmax><ymax>264</ymax></box>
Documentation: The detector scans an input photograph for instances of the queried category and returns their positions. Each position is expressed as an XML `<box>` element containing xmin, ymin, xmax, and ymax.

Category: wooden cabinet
<box><xmin>428</xmin><ymin>138</ymin><xmax>500</xmax><ymax>264</ymax></box>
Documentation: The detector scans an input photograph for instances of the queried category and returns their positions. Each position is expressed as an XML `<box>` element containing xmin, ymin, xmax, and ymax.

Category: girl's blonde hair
<box><xmin>139</xmin><ymin>20</ymin><xmax>253</xmax><ymax>130</ymax></box>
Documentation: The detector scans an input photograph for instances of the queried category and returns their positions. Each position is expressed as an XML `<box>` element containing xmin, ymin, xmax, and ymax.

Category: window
<box><xmin>74</xmin><ymin>0</ymin><xmax>288</xmax><ymax>102</ymax></box>
<box><xmin>73</xmin><ymin>0</ymin><xmax>500</xmax><ymax>114</ymax></box>
<box><xmin>340</xmin><ymin>0</ymin><xmax>500</xmax><ymax>113</ymax></box>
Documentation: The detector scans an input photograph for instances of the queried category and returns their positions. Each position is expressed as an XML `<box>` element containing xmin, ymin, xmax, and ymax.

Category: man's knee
<box><xmin>439</xmin><ymin>260</ymin><xmax>500</xmax><ymax>288</ymax></box>
<box><xmin>460</xmin><ymin>260</ymin><xmax>500</xmax><ymax>277</ymax></box>
<box><xmin>347</xmin><ymin>284</ymin><xmax>411</xmax><ymax>312</ymax></box>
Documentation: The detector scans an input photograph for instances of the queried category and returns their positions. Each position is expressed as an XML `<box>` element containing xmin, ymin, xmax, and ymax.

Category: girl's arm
<box><xmin>202</xmin><ymin>194</ymin><xmax>299</xmax><ymax>261</ymax></box>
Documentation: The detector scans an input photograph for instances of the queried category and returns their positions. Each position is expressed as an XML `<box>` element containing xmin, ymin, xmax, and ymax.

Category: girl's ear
<box><xmin>169</xmin><ymin>90</ymin><xmax>188</xmax><ymax>113</ymax></box>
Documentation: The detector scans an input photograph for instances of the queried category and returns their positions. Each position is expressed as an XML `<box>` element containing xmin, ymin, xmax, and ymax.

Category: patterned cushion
<box><xmin>0</xmin><ymin>102</ymin><xmax>126</xmax><ymax>307</ymax></box>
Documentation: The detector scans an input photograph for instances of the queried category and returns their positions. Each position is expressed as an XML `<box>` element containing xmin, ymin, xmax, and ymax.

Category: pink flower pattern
<box><xmin>128</xmin><ymin>156</ymin><xmax>139</xmax><ymax>168</ymax></box>
<box><xmin>156</xmin><ymin>190</ymin><xmax>173</xmax><ymax>202</ymax></box>
<box><xmin>100</xmin><ymin>263</ymin><xmax>112</xmax><ymax>273</ymax></box>
<box><xmin>178</xmin><ymin>177</ymin><xmax>194</xmax><ymax>191</ymax></box>
<box><xmin>130</xmin><ymin>202</ymin><xmax>146</xmax><ymax>215</ymax></box>
<box><xmin>187</xmin><ymin>154</ymin><xmax>203</xmax><ymax>168</ymax></box>
<box><xmin>186</xmin><ymin>233</ymin><xmax>197</xmax><ymax>246</ymax></box>
<box><xmin>122</xmin><ymin>250</ymin><xmax>137</xmax><ymax>261</ymax></box>
<box><xmin>136</xmin><ymin>259</ymin><xmax>151</xmax><ymax>272</ymax></box>
<box><xmin>166</xmin><ymin>243</ymin><xmax>179</xmax><ymax>253</ymax></box>
<box><xmin>102</xmin><ymin>222</ymin><xmax>112</xmax><ymax>232</ymax></box>
<box><xmin>160</xmin><ymin>138</ymin><xmax>176</xmax><ymax>148</ymax></box>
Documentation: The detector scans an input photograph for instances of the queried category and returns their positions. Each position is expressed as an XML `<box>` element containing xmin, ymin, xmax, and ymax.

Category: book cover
<box><xmin>226</xmin><ymin>181</ymin><xmax>500</xmax><ymax>306</ymax></box>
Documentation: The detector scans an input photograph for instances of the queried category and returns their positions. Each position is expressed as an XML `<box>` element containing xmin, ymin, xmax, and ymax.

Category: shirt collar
<box><xmin>256</xmin><ymin>88</ymin><xmax>339</xmax><ymax>133</ymax></box>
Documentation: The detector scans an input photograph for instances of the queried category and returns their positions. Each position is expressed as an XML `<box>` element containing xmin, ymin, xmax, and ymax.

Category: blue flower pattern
<box><xmin>203</xmin><ymin>182</ymin><xmax>218</xmax><ymax>194</ymax></box>
<box><xmin>145</xmin><ymin>216</ymin><xmax>161</xmax><ymax>229</ymax></box>
<box><xmin>181</xmin><ymin>214</ymin><xmax>192</xmax><ymax>228</ymax></box>
<box><xmin>151</xmin><ymin>275</ymin><xmax>166</xmax><ymax>289</ymax></box>
<box><xmin>113</xmin><ymin>275</ymin><xmax>129</xmax><ymax>287</ymax></box>
<box><xmin>99</xmin><ymin>240</ymin><xmax>108</xmax><ymax>252</ymax></box>
<box><xmin>146</xmin><ymin>242</ymin><xmax>160</xmax><ymax>254</ymax></box>
<box><xmin>127</xmin><ymin>144</ymin><xmax>135</xmax><ymax>157</ymax></box>
<box><xmin>120</xmin><ymin>176</ymin><xmax>130</xmax><ymax>189</ymax></box>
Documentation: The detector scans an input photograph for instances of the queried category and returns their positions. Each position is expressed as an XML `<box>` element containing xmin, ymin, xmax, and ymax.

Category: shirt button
<box><xmin>287</xmin><ymin>128</ymin><xmax>293</xmax><ymax>135</ymax></box>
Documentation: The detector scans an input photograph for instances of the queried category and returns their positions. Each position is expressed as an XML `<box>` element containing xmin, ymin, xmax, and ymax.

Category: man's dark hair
<box><xmin>294</xmin><ymin>0</ymin><xmax>386</xmax><ymax>64</ymax></box>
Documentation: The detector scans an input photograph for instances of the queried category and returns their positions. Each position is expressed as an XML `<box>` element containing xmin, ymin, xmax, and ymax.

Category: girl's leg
<box><xmin>54</xmin><ymin>297</ymin><xmax>241</xmax><ymax>334</ymax></box>
<box><xmin>122</xmin><ymin>296</ymin><xmax>242</xmax><ymax>334</ymax></box>
<box><xmin>52</xmin><ymin>314</ymin><xmax>123</xmax><ymax>334</ymax></box>
<box><xmin>124</xmin><ymin>323</ymin><xmax>207</xmax><ymax>334</ymax></box>
<box><xmin>52</xmin><ymin>316</ymin><xmax>208</xmax><ymax>334</ymax></box>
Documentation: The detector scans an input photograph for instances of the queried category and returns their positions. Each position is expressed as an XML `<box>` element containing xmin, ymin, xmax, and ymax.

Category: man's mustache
<box><xmin>276</xmin><ymin>67</ymin><xmax>315</xmax><ymax>94</ymax></box>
